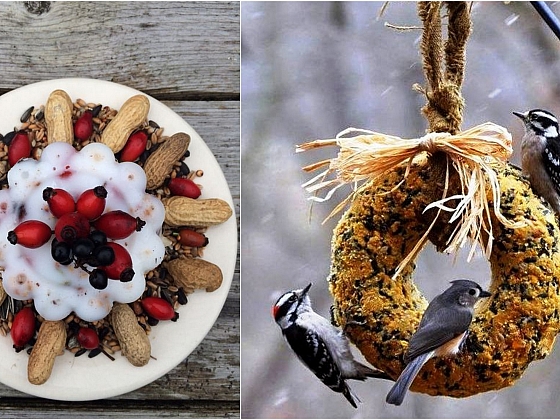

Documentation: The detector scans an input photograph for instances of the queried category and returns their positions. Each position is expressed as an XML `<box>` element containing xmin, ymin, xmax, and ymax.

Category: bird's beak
<box><xmin>294</xmin><ymin>283</ymin><xmax>313</xmax><ymax>311</ymax></box>
<box><xmin>480</xmin><ymin>289</ymin><xmax>492</xmax><ymax>298</ymax></box>
<box><xmin>300</xmin><ymin>282</ymin><xmax>312</xmax><ymax>297</ymax></box>
<box><xmin>513</xmin><ymin>111</ymin><xmax>527</xmax><ymax>120</ymax></box>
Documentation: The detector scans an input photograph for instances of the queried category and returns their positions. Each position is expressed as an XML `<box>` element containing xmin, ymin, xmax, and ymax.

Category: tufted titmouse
<box><xmin>385</xmin><ymin>279</ymin><xmax>491</xmax><ymax>406</ymax></box>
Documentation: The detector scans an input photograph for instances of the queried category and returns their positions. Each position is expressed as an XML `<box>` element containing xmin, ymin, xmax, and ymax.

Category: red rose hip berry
<box><xmin>8</xmin><ymin>131</ymin><xmax>31</xmax><ymax>166</ymax></box>
<box><xmin>54</xmin><ymin>212</ymin><xmax>90</xmax><ymax>243</ymax></box>
<box><xmin>8</xmin><ymin>220</ymin><xmax>52</xmax><ymax>248</ymax></box>
<box><xmin>119</xmin><ymin>130</ymin><xmax>148</xmax><ymax>162</ymax></box>
<box><xmin>177</xmin><ymin>228</ymin><xmax>208</xmax><ymax>247</ymax></box>
<box><xmin>77</xmin><ymin>327</ymin><xmax>100</xmax><ymax>349</ymax></box>
<box><xmin>73</xmin><ymin>110</ymin><xmax>94</xmax><ymax>141</ymax></box>
<box><xmin>141</xmin><ymin>297</ymin><xmax>176</xmax><ymax>321</ymax></box>
<box><xmin>42</xmin><ymin>187</ymin><xmax>76</xmax><ymax>218</ymax></box>
<box><xmin>93</xmin><ymin>210</ymin><xmax>146</xmax><ymax>240</ymax></box>
<box><xmin>11</xmin><ymin>306</ymin><xmax>36</xmax><ymax>348</ymax></box>
<box><xmin>168</xmin><ymin>178</ymin><xmax>201</xmax><ymax>199</ymax></box>
<box><xmin>76</xmin><ymin>186</ymin><xmax>107</xmax><ymax>220</ymax></box>
<box><xmin>99</xmin><ymin>242</ymin><xmax>134</xmax><ymax>282</ymax></box>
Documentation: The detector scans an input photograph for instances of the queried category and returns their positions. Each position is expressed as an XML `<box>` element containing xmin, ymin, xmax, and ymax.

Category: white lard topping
<box><xmin>0</xmin><ymin>142</ymin><xmax>165</xmax><ymax>322</ymax></box>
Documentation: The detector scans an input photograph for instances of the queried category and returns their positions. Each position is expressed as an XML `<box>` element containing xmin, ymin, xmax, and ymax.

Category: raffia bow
<box><xmin>297</xmin><ymin>122</ymin><xmax>525</xmax><ymax>277</ymax></box>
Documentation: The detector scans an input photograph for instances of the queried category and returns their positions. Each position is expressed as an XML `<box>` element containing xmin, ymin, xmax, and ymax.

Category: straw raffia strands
<box><xmin>297</xmin><ymin>122</ymin><xmax>525</xmax><ymax>277</ymax></box>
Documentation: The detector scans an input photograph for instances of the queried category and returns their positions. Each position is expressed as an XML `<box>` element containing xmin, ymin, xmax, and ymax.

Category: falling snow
<box><xmin>381</xmin><ymin>86</ymin><xmax>394</xmax><ymax>97</ymax></box>
<box><xmin>488</xmin><ymin>88</ymin><xmax>502</xmax><ymax>99</ymax></box>
<box><xmin>505</xmin><ymin>13</ymin><xmax>520</xmax><ymax>26</ymax></box>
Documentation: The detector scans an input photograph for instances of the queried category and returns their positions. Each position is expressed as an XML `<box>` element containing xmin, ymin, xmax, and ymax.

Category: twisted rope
<box><xmin>416</xmin><ymin>1</ymin><xmax>471</xmax><ymax>134</ymax></box>
<box><xmin>298</xmin><ymin>2</ymin><xmax>525</xmax><ymax>277</ymax></box>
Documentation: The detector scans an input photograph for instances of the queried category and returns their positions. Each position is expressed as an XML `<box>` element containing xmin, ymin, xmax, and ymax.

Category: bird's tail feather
<box><xmin>385</xmin><ymin>352</ymin><xmax>432</xmax><ymax>406</ymax></box>
<box><xmin>354</xmin><ymin>362</ymin><xmax>392</xmax><ymax>381</ymax></box>
<box><xmin>341</xmin><ymin>382</ymin><xmax>360</xmax><ymax>409</ymax></box>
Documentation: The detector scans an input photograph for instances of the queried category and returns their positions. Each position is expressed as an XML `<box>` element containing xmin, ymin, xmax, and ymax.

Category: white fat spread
<box><xmin>0</xmin><ymin>142</ymin><xmax>165</xmax><ymax>322</ymax></box>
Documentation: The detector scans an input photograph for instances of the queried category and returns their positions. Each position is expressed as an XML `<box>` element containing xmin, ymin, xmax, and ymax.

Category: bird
<box><xmin>273</xmin><ymin>282</ymin><xmax>391</xmax><ymax>408</ymax></box>
<box><xmin>513</xmin><ymin>109</ymin><xmax>560</xmax><ymax>215</ymax></box>
<box><xmin>385</xmin><ymin>279</ymin><xmax>491</xmax><ymax>406</ymax></box>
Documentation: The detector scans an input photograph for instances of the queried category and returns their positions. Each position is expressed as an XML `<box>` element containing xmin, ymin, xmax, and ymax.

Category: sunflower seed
<box><xmin>91</xmin><ymin>104</ymin><xmax>102</xmax><ymax>118</ymax></box>
<box><xmin>177</xmin><ymin>288</ymin><xmax>188</xmax><ymax>305</ymax></box>
<box><xmin>2</xmin><ymin>131</ymin><xmax>16</xmax><ymax>146</ymax></box>
<box><xmin>74</xmin><ymin>348</ymin><xmax>87</xmax><ymax>357</ymax></box>
<box><xmin>88</xmin><ymin>348</ymin><xmax>102</xmax><ymax>358</ymax></box>
<box><xmin>20</xmin><ymin>106</ymin><xmax>34</xmax><ymax>123</ymax></box>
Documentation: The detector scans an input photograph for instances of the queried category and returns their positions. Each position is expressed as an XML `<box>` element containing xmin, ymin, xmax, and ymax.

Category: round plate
<box><xmin>0</xmin><ymin>78</ymin><xmax>237</xmax><ymax>400</ymax></box>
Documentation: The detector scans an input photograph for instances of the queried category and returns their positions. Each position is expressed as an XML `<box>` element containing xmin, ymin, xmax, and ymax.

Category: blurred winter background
<box><xmin>241</xmin><ymin>1</ymin><xmax>560</xmax><ymax>418</ymax></box>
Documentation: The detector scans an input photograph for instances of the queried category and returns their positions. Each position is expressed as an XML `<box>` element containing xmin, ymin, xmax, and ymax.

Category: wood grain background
<box><xmin>0</xmin><ymin>2</ymin><xmax>239</xmax><ymax>418</ymax></box>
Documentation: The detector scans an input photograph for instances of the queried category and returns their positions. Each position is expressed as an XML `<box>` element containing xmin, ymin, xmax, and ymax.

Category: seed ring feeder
<box><xmin>298</xmin><ymin>1</ymin><xmax>560</xmax><ymax>398</ymax></box>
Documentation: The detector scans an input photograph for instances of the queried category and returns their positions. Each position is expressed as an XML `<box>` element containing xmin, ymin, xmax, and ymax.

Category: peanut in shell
<box><xmin>144</xmin><ymin>132</ymin><xmax>191</xmax><ymax>190</ymax></box>
<box><xmin>101</xmin><ymin>94</ymin><xmax>150</xmax><ymax>153</ymax></box>
<box><xmin>28</xmin><ymin>320</ymin><xmax>67</xmax><ymax>385</ymax></box>
<box><xmin>163</xmin><ymin>196</ymin><xmax>232</xmax><ymax>228</ymax></box>
<box><xmin>166</xmin><ymin>256</ymin><xmax>223</xmax><ymax>293</ymax></box>
<box><xmin>110</xmin><ymin>302</ymin><xmax>151</xmax><ymax>367</ymax></box>
<box><xmin>45</xmin><ymin>89</ymin><xmax>74</xmax><ymax>144</ymax></box>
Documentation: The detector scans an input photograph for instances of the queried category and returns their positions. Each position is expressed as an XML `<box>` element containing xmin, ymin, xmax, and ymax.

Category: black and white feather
<box><xmin>514</xmin><ymin>109</ymin><xmax>560</xmax><ymax>214</ymax></box>
<box><xmin>273</xmin><ymin>283</ymin><xmax>390</xmax><ymax>408</ymax></box>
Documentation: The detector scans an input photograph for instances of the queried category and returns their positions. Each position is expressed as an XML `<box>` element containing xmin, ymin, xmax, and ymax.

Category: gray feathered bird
<box><xmin>386</xmin><ymin>279</ymin><xmax>491</xmax><ymax>406</ymax></box>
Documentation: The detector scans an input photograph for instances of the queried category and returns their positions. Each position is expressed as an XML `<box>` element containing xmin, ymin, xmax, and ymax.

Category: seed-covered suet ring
<box><xmin>297</xmin><ymin>0</ymin><xmax>560</xmax><ymax>397</ymax></box>
<box><xmin>333</xmin><ymin>161</ymin><xmax>560</xmax><ymax>397</ymax></box>
<box><xmin>298</xmin><ymin>129</ymin><xmax>560</xmax><ymax>396</ymax></box>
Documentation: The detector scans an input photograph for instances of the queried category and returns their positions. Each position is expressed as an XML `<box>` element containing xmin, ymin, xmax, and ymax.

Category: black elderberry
<box><xmin>88</xmin><ymin>230</ymin><xmax>107</xmax><ymax>247</ymax></box>
<box><xmin>89</xmin><ymin>269</ymin><xmax>108</xmax><ymax>290</ymax></box>
<box><xmin>51</xmin><ymin>239</ymin><xmax>73</xmax><ymax>265</ymax></box>
<box><xmin>93</xmin><ymin>245</ymin><xmax>115</xmax><ymax>266</ymax></box>
<box><xmin>72</xmin><ymin>237</ymin><xmax>95</xmax><ymax>258</ymax></box>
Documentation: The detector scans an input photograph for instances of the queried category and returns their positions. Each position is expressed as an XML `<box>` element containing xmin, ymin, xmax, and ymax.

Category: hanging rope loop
<box><xmin>417</xmin><ymin>1</ymin><xmax>471</xmax><ymax>134</ymax></box>
<box><xmin>297</xmin><ymin>1</ymin><xmax>524</xmax><ymax>275</ymax></box>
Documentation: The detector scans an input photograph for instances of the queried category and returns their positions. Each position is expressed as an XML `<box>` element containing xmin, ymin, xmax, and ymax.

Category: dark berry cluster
<box><xmin>7</xmin><ymin>185</ymin><xmax>145</xmax><ymax>290</ymax></box>
<box><xmin>51</xmin><ymin>230</ymin><xmax>122</xmax><ymax>289</ymax></box>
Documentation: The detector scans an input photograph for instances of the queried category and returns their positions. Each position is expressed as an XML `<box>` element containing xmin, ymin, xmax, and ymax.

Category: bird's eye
<box><xmin>288</xmin><ymin>295</ymin><xmax>297</xmax><ymax>302</ymax></box>
<box><xmin>468</xmin><ymin>288</ymin><xmax>477</xmax><ymax>296</ymax></box>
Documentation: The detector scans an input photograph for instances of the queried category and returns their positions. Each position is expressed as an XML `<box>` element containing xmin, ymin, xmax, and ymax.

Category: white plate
<box><xmin>0</xmin><ymin>78</ymin><xmax>237</xmax><ymax>400</ymax></box>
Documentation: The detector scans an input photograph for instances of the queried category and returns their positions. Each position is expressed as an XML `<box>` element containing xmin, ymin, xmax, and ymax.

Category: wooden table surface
<box><xmin>0</xmin><ymin>2</ymin><xmax>239</xmax><ymax>418</ymax></box>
